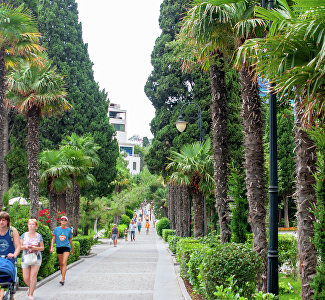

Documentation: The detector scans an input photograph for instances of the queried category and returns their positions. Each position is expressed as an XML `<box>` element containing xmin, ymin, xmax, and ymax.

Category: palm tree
<box><xmin>39</xmin><ymin>149</ymin><xmax>74</xmax><ymax>230</ymax></box>
<box><xmin>61</xmin><ymin>134</ymin><xmax>100</xmax><ymax>235</ymax></box>
<box><xmin>167</xmin><ymin>138</ymin><xmax>214</xmax><ymax>238</ymax></box>
<box><xmin>0</xmin><ymin>3</ymin><xmax>43</xmax><ymax>208</ymax></box>
<box><xmin>178</xmin><ymin>1</ymin><xmax>235</xmax><ymax>243</ymax></box>
<box><xmin>235</xmin><ymin>0</ymin><xmax>324</xmax><ymax>297</ymax></box>
<box><xmin>6</xmin><ymin>58</ymin><xmax>69</xmax><ymax>218</ymax></box>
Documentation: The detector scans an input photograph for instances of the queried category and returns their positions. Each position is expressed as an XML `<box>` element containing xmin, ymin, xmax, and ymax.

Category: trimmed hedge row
<box><xmin>73</xmin><ymin>235</ymin><xmax>94</xmax><ymax>256</ymax></box>
<box><xmin>162</xmin><ymin>229</ymin><xmax>176</xmax><ymax>242</ymax></box>
<box><xmin>156</xmin><ymin>218</ymin><xmax>170</xmax><ymax>236</ymax></box>
<box><xmin>168</xmin><ymin>235</ymin><xmax>181</xmax><ymax>254</ymax></box>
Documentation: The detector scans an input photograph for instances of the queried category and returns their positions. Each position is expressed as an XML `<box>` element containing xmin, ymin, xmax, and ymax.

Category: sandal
<box><xmin>59</xmin><ymin>281</ymin><xmax>64</xmax><ymax>286</ymax></box>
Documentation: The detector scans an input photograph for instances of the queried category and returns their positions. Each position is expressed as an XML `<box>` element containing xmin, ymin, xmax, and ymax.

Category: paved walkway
<box><xmin>15</xmin><ymin>223</ymin><xmax>184</xmax><ymax>300</ymax></box>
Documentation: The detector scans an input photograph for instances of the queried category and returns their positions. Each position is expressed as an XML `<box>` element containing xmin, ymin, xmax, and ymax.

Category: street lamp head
<box><xmin>176</xmin><ymin>114</ymin><xmax>188</xmax><ymax>132</ymax></box>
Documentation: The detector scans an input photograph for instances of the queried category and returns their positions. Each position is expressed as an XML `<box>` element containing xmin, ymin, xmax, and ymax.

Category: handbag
<box><xmin>24</xmin><ymin>252</ymin><xmax>38</xmax><ymax>265</ymax></box>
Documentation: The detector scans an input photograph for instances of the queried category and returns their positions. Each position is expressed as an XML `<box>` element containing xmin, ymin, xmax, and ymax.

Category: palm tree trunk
<box><xmin>239</xmin><ymin>67</ymin><xmax>267</xmax><ymax>291</ymax></box>
<box><xmin>181</xmin><ymin>185</ymin><xmax>190</xmax><ymax>237</ymax></box>
<box><xmin>66</xmin><ymin>188</ymin><xmax>74</xmax><ymax>228</ymax></box>
<box><xmin>175</xmin><ymin>185</ymin><xmax>182</xmax><ymax>236</ymax></box>
<box><xmin>27</xmin><ymin>105</ymin><xmax>40</xmax><ymax>218</ymax></box>
<box><xmin>294</xmin><ymin>96</ymin><xmax>317</xmax><ymax>300</ymax></box>
<box><xmin>49</xmin><ymin>191</ymin><xmax>57</xmax><ymax>231</ymax></box>
<box><xmin>72</xmin><ymin>178</ymin><xmax>81</xmax><ymax>236</ymax></box>
<box><xmin>168</xmin><ymin>184</ymin><xmax>176</xmax><ymax>230</ymax></box>
<box><xmin>192</xmin><ymin>190</ymin><xmax>204</xmax><ymax>238</ymax></box>
<box><xmin>0</xmin><ymin>48</ymin><xmax>7</xmax><ymax>209</ymax></box>
<box><xmin>209</xmin><ymin>60</ymin><xmax>231</xmax><ymax>243</ymax></box>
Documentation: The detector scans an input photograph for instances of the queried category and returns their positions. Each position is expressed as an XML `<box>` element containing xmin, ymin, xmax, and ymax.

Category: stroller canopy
<box><xmin>0</xmin><ymin>257</ymin><xmax>15</xmax><ymax>282</ymax></box>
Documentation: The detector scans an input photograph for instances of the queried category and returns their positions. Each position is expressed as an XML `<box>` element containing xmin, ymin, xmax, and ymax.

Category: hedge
<box><xmin>168</xmin><ymin>235</ymin><xmax>181</xmax><ymax>254</ymax></box>
<box><xmin>156</xmin><ymin>218</ymin><xmax>170</xmax><ymax>236</ymax></box>
<box><xmin>73</xmin><ymin>235</ymin><xmax>94</xmax><ymax>256</ymax></box>
<box><xmin>162</xmin><ymin>229</ymin><xmax>176</xmax><ymax>242</ymax></box>
<box><xmin>278</xmin><ymin>234</ymin><xmax>298</xmax><ymax>277</ymax></box>
<box><xmin>200</xmin><ymin>243</ymin><xmax>263</xmax><ymax>299</ymax></box>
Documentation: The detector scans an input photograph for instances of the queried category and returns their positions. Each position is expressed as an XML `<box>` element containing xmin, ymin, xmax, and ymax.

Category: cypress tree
<box><xmin>37</xmin><ymin>0</ymin><xmax>118</xmax><ymax>195</ymax></box>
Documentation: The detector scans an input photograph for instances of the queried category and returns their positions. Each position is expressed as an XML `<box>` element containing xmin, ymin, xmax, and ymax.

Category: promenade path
<box><xmin>14</xmin><ymin>223</ymin><xmax>184</xmax><ymax>300</ymax></box>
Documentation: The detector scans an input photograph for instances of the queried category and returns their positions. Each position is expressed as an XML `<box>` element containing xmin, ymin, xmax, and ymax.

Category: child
<box><xmin>145</xmin><ymin>221</ymin><xmax>150</xmax><ymax>235</ymax></box>
<box><xmin>124</xmin><ymin>227</ymin><xmax>128</xmax><ymax>241</ymax></box>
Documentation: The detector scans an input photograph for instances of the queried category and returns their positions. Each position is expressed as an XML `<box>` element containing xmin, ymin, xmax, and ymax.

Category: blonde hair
<box><xmin>28</xmin><ymin>219</ymin><xmax>38</xmax><ymax>228</ymax></box>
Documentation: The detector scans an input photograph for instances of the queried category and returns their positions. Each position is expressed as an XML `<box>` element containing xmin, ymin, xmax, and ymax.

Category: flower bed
<box><xmin>278</xmin><ymin>227</ymin><xmax>298</xmax><ymax>231</ymax></box>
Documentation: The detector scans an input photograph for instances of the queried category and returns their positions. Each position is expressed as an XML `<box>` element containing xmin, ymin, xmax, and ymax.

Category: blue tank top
<box><xmin>0</xmin><ymin>227</ymin><xmax>16</xmax><ymax>258</ymax></box>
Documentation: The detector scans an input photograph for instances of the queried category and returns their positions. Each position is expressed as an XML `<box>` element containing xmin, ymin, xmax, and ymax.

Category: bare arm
<box><xmin>69</xmin><ymin>238</ymin><xmax>74</xmax><ymax>255</ymax></box>
<box><xmin>50</xmin><ymin>235</ymin><xmax>55</xmax><ymax>253</ymax></box>
<box><xmin>7</xmin><ymin>228</ymin><xmax>21</xmax><ymax>258</ymax></box>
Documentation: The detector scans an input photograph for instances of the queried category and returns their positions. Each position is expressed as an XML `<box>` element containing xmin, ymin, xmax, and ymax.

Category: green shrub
<box><xmin>118</xmin><ymin>224</ymin><xmax>127</xmax><ymax>238</ymax></box>
<box><xmin>120</xmin><ymin>215</ymin><xmax>131</xmax><ymax>227</ymax></box>
<box><xmin>67</xmin><ymin>241</ymin><xmax>80</xmax><ymax>264</ymax></box>
<box><xmin>125</xmin><ymin>208</ymin><xmax>134</xmax><ymax>219</ymax></box>
<box><xmin>278</xmin><ymin>234</ymin><xmax>298</xmax><ymax>277</ymax></box>
<box><xmin>200</xmin><ymin>243</ymin><xmax>263</xmax><ymax>299</ymax></box>
<box><xmin>73</xmin><ymin>235</ymin><xmax>94</xmax><ymax>256</ymax></box>
<box><xmin>188</xmin><ymin>244</ymin><xmax>210</xmax><ymax>294</ymax></box>
<box><xmin>176</xmin><ymin>238</ymin><xmax>201</xmax><ymax>279</ymax></box>
<box><xmin>162</xmin><ymin>229</ymin><xmax>176</xmax><ymax>242</ymax></box>
<box><xmin>156</xmin><ymin>217</ymin><xmax>170</xmax><ymax>236</ymax></box>
<box><xmin>168</xmin><ymin>235</ymin><xmax>181</xmax><ymax>254</ymax></box>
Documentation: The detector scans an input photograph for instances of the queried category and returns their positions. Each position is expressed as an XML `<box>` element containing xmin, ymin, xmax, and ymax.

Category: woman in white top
<box><xmin>20</xmin><ymin>219</ymin><xmax>44</xmax><ymax>300</ymax></box>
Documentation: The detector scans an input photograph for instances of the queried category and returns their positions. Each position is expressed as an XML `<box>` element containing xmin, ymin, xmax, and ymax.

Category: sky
<box><xmin>75</xmin><ymin>0</ymin><xmax>163</xmax><ymax>139</ymax></box>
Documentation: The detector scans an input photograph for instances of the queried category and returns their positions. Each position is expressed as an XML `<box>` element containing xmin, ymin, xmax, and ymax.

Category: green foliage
<box><xmin>168</xmin><ymin>235</ymin><xmax>181</xmax><ymax>254</ymax></box>
<box><xmin>38</xmin><ymin>0</ymin><xmax>119</xmax><ymax>196</ymax></box>
<box><xmin>162</xmin><ymin>229</ymin><xmax>176</xmax><ymax>242</ymax></box>
<box><xmin>118</xmin><ymin>224</ymin><xmax>127</xmax><ymax>238</ymax></box>
<box><xmin>73</xmin><ymin>235</ymin><xmax>94</xmax><ymax>256</ymax></box>
<box><xmin>125</xmin><ymin>208</ymin><xmax>134</xmax><ymax>220</ymax></box>
<box><xmin>67</xmin><ymin>241</ymin><xmax>80</xmax><ymax>264</ymax></box>
<box><xmin>200</xmin><ymin>243</ymin><xmax>264</xmax><ymax>299</ymax></box>
<box><xmin>278</xmin><ymin>234</ymin><xmax>298</xmax><ymax>278</ymax></box>
<box><xmin>156</xmin><ymin>217</ymin><xmax>170</xmax><ymax>236</ymax></box>
<box><xmin>119</xmin><ymin>215</ymin><xmax>131</xmax><ymax>227</ymax></box>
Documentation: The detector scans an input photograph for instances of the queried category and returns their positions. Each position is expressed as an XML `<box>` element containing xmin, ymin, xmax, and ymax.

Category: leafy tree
<box><xmin>167</xmin><ymin>138</ymin><xmax>214</xmax><ymax>238</ymax></box>
<box><xmin>38</xmin><ymin>0</ymin><xmax>118</xmax><ymax>196</ymax></box>
<box><xmin>0</xmin><ymin>3</ymin><xmax>42</xmax><ymax>208</ymax></box>
<box><xmin>6</xmin><ymin>58</ymin><xmax>69</xmax><ymax>218</ymax></box>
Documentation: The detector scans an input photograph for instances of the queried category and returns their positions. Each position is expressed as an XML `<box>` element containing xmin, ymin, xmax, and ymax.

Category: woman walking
<box><xmin>20</xmin><ymin>219</ymin><xmax>44</xmax><ymax>300</ymax></box>
<box><xmin>137</xmin><ymin>219</ymin><xmax>142</xmax><ymax>234</ymax></box>
<box><xmin>50</xmin><ymin>216</ymin><xmax>74</xmax><ymax>286</ymax></box>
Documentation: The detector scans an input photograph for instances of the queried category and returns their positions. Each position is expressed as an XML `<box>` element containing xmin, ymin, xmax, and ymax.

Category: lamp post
<box><xmin>263</xmin><ymin>0</ymin><xmax>279</xmax><ymax>295</ymax></box>
<box><xmin>175</xmin><ymin>102</ymin><xmax>205</xmax><ymax>237</ymax></box>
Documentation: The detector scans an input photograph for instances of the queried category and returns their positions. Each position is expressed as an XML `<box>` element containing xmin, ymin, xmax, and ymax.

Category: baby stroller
<box><xmin>0</xmin><ymin>256</ymin><xmax>18</xmax><ymax>300</ymax></box>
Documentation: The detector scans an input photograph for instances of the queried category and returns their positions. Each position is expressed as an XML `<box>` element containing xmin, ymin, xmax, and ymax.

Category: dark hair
<box><xmin>0</xmin><ymin>212</ymin><xmax>10</xmax><ymax>227</ymax></box>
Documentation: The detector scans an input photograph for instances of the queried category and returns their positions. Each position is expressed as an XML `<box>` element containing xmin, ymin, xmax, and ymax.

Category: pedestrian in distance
<box><xmin>50</xmin><ymin>216</ymin><xmax>74</xmax><ymax>286</ymax></box>
<box><xmin>137</xmin><ymin>219</ymin><xmax>142</xmax><ymax>234</ymax></box>
<box><xmin>20</xmin><ymin>219</ymin><xmax>44</xmax><ymax>300</ymax></box>
<box><xmin>111</xmin><ymin>224</ymin><xmax>119</xmax><ymax>247</ymax></box>
<box><xmin>0</xmin><ymin>212</ymin><xmax>20</xmax><ymax>300</ymax></box>
<box><xmin>153</xmin><ymin>215</ymin><xmax>156</xmax><ymax>228</ymax></box>
<box><xmin>129</xmin><ymin>220</ymin><xmax>136</xmax><ymax>241</ymax></box>
<box><xmin>124</xmin><ymin>227</ymin><xmax>128</xmax><ymax>241</ymax></box>
<box><xmin>145</xmin><ymin>220</ymin><xmax>150</xmax><ymax>235</ymax></box>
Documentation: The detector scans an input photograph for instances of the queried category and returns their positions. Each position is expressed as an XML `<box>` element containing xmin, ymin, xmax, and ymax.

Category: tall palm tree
<box><xmin>178</xmin><ymin>1</ymin><xmax>235</xmax><ymax>243</ymax></box>
<box><xmin>61</xmin><ymin>134</ymin><xmax>99</xmax><ymax>235</ymax></box>
<box><xmin>6</xmin><ymin>58</ymin><xmax>69</xmax><ymax>218</ymax></box>
<box><xmin>39</xmin><ymin>149</ymin><xmax>74</xmax><ymax>230</ymax></box>
<box><xmin>235</xmin><ymin>0</ymin><xmax>324</xmax><ymax>297</ymax></box>
<box><xmin>0</xmin><ymin>3</ymin><xmax>43</xmax><ymax>208</ymax></box>
<box><xmin>167</xmin><ymin>138</ymin><xmax>214</xmax><ymax>238</ymax></box>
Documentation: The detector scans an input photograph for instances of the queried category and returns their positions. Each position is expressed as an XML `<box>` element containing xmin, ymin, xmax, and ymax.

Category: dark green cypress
<box><xmin>37</xmin><ymin>0</ymin><xmax>118</xmax><ymax>195</ymax></box>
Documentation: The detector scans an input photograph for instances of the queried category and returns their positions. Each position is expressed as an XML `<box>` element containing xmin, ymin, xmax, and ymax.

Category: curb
<box><xmin>18</xmin><ymin>259</ymin><xmax>85</xmax><ymax>290</ymax></box>
<box><xmin>80</xmin><ymin>253</ymin><xmax>97</xmax><ymax>258</ymax></box>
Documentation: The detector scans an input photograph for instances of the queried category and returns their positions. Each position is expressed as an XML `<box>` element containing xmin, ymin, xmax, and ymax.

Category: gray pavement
<box><xmin>14</xmin><ymin>222</ymin><xmax>184</xmax><ymax>300</ymax></box>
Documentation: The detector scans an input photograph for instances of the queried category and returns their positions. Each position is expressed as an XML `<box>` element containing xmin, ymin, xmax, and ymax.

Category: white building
<box><xmin>109</xmin><ymin>103</ymin><xmax>141</xmax><ymax>175</ymax></box>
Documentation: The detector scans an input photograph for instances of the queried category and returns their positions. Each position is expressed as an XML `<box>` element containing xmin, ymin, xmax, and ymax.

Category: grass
<box><xmin>279</xmin><ymin>273</ymin><xmax>301</xmax><ymax>299</ymax></box>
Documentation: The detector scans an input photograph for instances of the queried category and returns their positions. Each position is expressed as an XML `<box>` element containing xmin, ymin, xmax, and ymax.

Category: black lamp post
<box><xmin>176</xmin><ymin>101</ymin><xmax>205</xmax><ymax>237</ymax></box>
<box><xmin>263</xmin><ymin>0</ymin><xmax>279</xmax><ymax>295</ymax></box>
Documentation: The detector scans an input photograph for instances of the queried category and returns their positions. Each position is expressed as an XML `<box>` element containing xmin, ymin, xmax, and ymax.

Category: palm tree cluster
<box><xmin>39</xmin><ymin>133</ymin><xmax>100</xmax><ymax>235</ymax></box>
<box><xmin>0</xmin><ymin>4</ymin><xmax>70</xmax><ymax>219</ymax></box>
<box><xmin>167</xmin><ymin>0</ymin><xmax>324</xmax><ymax>297</ymax></box>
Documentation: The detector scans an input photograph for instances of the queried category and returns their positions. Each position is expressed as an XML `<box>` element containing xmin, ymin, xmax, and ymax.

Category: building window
<box><xmin>113</xmin><ymin>124</ymin><xmax>125</xmax><ymax>132</ymax></box>
<box><xmin>133</xmin><ymin>162</ymin><xmax>137</xmax><ymax>170</ymax></box>
<box><xmin>120</xmin><ymin>146</ymin><xmax>133</xmax><ymax>156</ymax></box>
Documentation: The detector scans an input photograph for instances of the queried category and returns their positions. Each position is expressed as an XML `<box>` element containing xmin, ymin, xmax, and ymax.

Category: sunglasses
<box><xmin>61</xmin><ymin>219</ymin><xmax>68</xmax><ymax>221</ymax></box>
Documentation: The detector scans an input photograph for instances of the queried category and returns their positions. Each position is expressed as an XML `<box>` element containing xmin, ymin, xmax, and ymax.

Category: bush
<box><xmin>278</xmin><ymin>234</ymin><xmax>298</xmax><ymax>277</ymax></box>
<box><xmin>176</xmin><ymin>238</ymin><xmax>201</xmax><ymax>279</ymax></box>
<box><xmin>156</xmin><ymin>217</ymin><xmax>170</xmax><ymax>236</ymax></box>
<box><xmin>73</xmin><ymin>235</ymin><xmax>94</xmax><ymax>256</ymax></box>
<box><xmin>168</xmin><ymin>235</ymin><xmax>181</xmax><ymax>254</ymax></box>
<box><xmin>67</xmin><ymin>241</ymin><xmax>80</xmax><ymax>264</ymax></box>
<box><xmin>120</xmin><ymin>215</ymin><xmax>131</xmax><ymax>227</ymax></box>
<box><xmin>118</xmin><ymin>224</ymin><xmax>127</xmax><ymax>238</ymax></box>
<box><xmin>162</xmin><ymin>229</ymin><xmax>176</xmax><ymax>242</ymax></box>
<box><xmin>125</xmin><ymin>208</ymin><xmax>134</xmax><ymax>220</ymax></box>
<box><xmin>199</xmin><ymin>243</ymin><xmax>264</xmax><ymax>299</ymax></box>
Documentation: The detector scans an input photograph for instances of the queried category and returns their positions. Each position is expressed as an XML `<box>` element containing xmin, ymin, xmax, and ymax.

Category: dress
<box><xmin>20</xmin><ymin>232</ymin><xmax>43</xmax><ymax>268</ymax></box>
